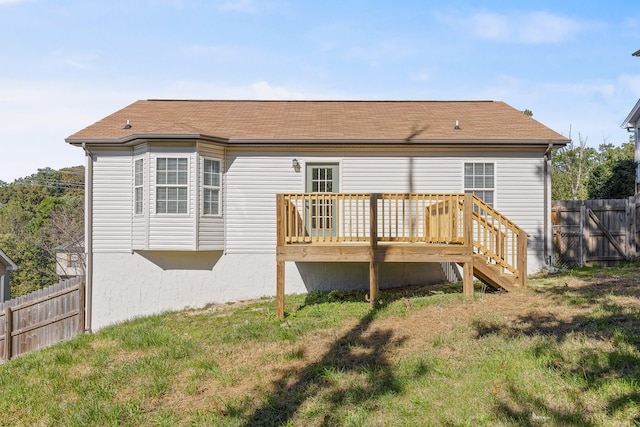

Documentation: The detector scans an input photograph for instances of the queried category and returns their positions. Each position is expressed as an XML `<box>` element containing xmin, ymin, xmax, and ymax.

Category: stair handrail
<box><xmin>466</xmin><ymin>194</ymin><xmax>529</xmax><ymax>286</ymax></box>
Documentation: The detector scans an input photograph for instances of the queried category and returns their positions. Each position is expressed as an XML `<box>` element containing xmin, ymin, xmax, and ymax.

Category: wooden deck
<box><xmin>275</xmin><ymin>193</ymin><xmax>528</xmax><ymax>318</ymax></box>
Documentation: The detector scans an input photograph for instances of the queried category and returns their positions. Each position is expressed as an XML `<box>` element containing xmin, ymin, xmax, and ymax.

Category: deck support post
<box><xmin>276</xmin><ymin>261</ymin><xmax>285</xmax><ymax>319</ymax></box>
<box><xmin>276</xmin><ymin>194</ymin><xmax>286</xmax><ymax>319</ymax></box>
<box><xmin>517</xmin><ymin>229</ymin><xmax>528</xmax><ymax>287</ymax></box>
<box><xmin>369</xmin><ymin>193</ymin><xmax>379</xmax><ymax>308</ymax></box>
<box><xmin>462</xmin><ymin>194</ymin><xmax>475</xmax><ymax>300</ymax></box>
<box><xmin>369</xmin><ymin>261</ymin><xmax>378</xmax><ymax>308</ymax></box>
<box><xmin>463</xmin><ymin>262</ymin><xmax>474</xmax><ymax>300</ymax></box>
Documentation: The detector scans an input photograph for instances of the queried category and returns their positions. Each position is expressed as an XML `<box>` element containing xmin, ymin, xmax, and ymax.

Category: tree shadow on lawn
<box><xmin>241</xmin><ymin>299</ymin><xmax>410</xmax><ymax>426</ymax></box>
<box><xmin>473</xmin><ymin>278</ymin><xmax>640</xmax><ymax>425</ymax></box>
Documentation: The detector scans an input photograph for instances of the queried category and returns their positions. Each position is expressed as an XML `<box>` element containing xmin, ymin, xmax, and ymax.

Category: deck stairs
<box><xmin>464</xmin><ymin>254</ymin><xmax>517</xmax><ymax>292</ymax></box>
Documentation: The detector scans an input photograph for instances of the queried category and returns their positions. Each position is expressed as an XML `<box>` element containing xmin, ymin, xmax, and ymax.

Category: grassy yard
<box><xmin>1</xmin><ymin>264</ymin><xmax>640</xmax><ymax>426</ymax></box>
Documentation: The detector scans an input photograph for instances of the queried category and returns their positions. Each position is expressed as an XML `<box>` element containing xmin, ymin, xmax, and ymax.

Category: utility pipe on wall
<box><xmin>544</xmin><ymin>143</ymin><xmax>554</xmax><ymax>268</ymax></box>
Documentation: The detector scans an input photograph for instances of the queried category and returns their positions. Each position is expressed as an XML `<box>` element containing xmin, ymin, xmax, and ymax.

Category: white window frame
<box><xmin>464</xmin><ymin>162</ymin><xmax>495</xmax><ymax>207</ymax></box>
<box><xmin>155</xmin><ymin>157</ymin><xmax>189</xmax><ymax>215</ymax></box>
<box><xmin>134</xmin><ymin>158</ymin><xmax>144</xmax><ymax>215</ymax></box>
<box><xmin>69</xmin><ymin>253</ymin><xmax>79</xmax><ymax>268</ymax></box>
<box><xmin>202</xmin><ymin>157</ymin><xmax>222</xmax><ymax>216</ymax></box>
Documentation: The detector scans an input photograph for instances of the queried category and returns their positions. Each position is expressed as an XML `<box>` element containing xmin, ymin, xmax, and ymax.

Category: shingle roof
<box><xmin>66</xmin><ymin>100</ymin><xmax>568</xmax><ymax>145</ymax></box>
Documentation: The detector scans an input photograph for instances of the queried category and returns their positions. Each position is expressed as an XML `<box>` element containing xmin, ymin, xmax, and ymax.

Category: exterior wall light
<box><xmin>292</xmin><ymin>159</ymin><xmax>299</xmax><ymax>168</ymax></box>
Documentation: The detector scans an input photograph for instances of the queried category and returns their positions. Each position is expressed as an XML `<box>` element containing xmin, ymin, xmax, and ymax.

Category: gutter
<box><xmin>81</xmin><ymin>142</ymin><xmax>93</xmax><ymax>333</ymax></box>
<box><xmin>67</xmin><ymin>135</ymin><xmax>569</xmax><ymax>148</ymax></box>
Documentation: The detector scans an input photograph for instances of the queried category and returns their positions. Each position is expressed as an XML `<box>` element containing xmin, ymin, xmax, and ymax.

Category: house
<box><xmin>622</xmin><ymin>99</ymin><xmax>640</xmax><ymax>194</ymax></box>
<box><xmin>55</xmin><ymin>240</ymin><xmax>85</xmax><ymax>280</ymax></box>
<box><xmin>0</xmin><ymin>249</ymin><xmax>18</xmax><ymax>302</ymax></box>
<box><xmin>66</xmin><ymin>100</ymin><xmax>569</xmax><ymax>330</ymax></box>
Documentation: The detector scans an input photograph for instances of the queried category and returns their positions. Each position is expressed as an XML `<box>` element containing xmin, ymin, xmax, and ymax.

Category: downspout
<box><xmin>544</xmin><ymin>143</ymin><xmax>553</xmax><ymax>268</ymax></box>
<box><xmin>82</xmin><ymin>142</ymin><xmax>93</xmax><ymax>333</ymax></box>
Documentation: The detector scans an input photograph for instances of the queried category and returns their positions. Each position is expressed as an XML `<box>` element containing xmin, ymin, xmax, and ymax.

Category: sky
<box><xmin>1</xmin><ymin>0</ymin><xmax>639</xmax><ymax>183</ymax></box>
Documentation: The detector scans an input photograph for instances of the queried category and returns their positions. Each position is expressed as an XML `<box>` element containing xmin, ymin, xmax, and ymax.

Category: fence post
<box><xmin>4</xmin><ymin>306</ymin><xmax>11</xmax><ymax>361</ymax></box>
<box><xmin>78</xmin><ymin>278</ymin><xmax>86</xmax><ymax>334</ymax></box>
<box><xmin>580</xmin><ymin>203</ymin><xmax>587</xmax><ymax>267</ymax></box>
<box><xmin>629</xmin><ymin>195</ymin><xmax>637</xmax><ymax>260</ymax></box>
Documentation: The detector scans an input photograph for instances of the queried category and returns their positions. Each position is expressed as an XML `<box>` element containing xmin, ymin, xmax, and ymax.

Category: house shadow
<box><xmin>295</xmin><ymin>261</ymin><xmax>452</xmax><ymax>293</ymax></box>
<box><xmin>471</xmin><ymin>274</ymin><xmax>640</xmax><ymax>425</ymax></box>
<box><xmin>241</xmin><ymin>301</ymin><xmax>409</xmax><ymax>426</ymax></box>
<box><xmin>135</xmin><ymin>250</ymin><xmax>223</xmax><ymax>271</ymax></box>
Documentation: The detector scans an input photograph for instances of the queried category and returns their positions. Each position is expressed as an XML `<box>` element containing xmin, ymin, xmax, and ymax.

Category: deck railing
<box><xmin>277</xmin><ymin>193</ymin><xmax>528</xmax><ymax>280</ymax></box>
<box><xmin>468</xmin><ymin>196</ymin><xmax>529</xmax><ymax>279</ymax></box>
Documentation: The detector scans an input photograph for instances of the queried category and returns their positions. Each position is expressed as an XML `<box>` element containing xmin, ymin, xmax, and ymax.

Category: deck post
<box><xmin>463</xmin><ymin>262</ymin><xmax>474</xmax><ymax>300</ymax></box>
<box><xmin>276</xmin><ymin>194</ymin><xmax>286</xmax><ymax>319</ymax></box>
<box><xmin>276</xmin><ymin>261</ymin><xmax>285</xmax><ymax>319</ymax></box>
<box><xmin>463</xmin><ymin>194</ymin><xmax>475</xmax><ymax>300</ymax></box>
<box><xmin>463</xmin><ymin>193</ymin><xmax>474</xmax><ymax>249</ymax></box>
<box><xmin>517</xmin><ymin>229</ymin><xmax>528</xmax><ymax>287</ymax></box>
<box><xmin>369</xmin><ymin>193</ymin><xmax>379</xmax><ymax>308</ymax></box>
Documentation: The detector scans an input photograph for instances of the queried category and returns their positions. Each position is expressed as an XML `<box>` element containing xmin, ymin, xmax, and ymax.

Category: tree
<box><xmin>587</xmin><ymin>140</ymin><xmax>636</xmax><ymax>199</ymax></box>
<box><xmin>0</xmin><ymin>166</ymin><xmax>84</xmax><ymax>297</ymax></box>
<box><xmin>552</xmin><ymin>128</ymin><xmax>596</xmax><ymax>200</ymax></box>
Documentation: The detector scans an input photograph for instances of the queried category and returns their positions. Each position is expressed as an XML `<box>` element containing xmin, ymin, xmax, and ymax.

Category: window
<box><xmin>310</xmin><ymin>166</ymin><xmax>334</xmax><ymax>192</ymax></box>
<box><xmin>68</xmin><ymin>253</ymin><xmax>79</xmax><ymax>268</ymax></box>
<box><xmin>306</xmin><ymin>164</ymin><xmax>339</xmax><ymax>236</ymax></box>
<box><xmin>464</xmin><ymin>162</ymin><xmax>494</xmax><ymax>206</ymax></box>
<box><xmin>202</xmin><ymin>158</ymin><xmax>221</xmax><ymax>215</ymax></box>
<box><xmin>134</xmin><ymin>158</ymin><xmax>144</xmax><ymax>215</ymax></box>
<box><xmin>156</xmin><ymin>157</ymin><xmax>188</xmax><ymax>214</ymax></box>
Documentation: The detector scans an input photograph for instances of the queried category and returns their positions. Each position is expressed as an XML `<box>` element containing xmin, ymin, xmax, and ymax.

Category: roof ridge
<box><xmin>144</xmin><ymin>99</ymin><xmax>497</xmax><ymax>103</ymax></box>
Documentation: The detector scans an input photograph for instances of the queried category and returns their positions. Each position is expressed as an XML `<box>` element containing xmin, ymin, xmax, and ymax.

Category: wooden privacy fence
<box><xmin>552</xmin><ymin>196</ymin><xmax>640</xmax><ymax>267</ymax></box>
<box><xmin>0</xmin><ymin>276</ymin><xmax>84</xmax><ymax>363</ymax></box>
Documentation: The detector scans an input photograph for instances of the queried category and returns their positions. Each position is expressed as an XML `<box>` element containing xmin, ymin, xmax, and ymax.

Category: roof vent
<box><xmin>454</xmin><ymin>120</ymin><xmax>461</xmax><ymax>130</ymax></box>
<box><xmin>124</xmin><ymin>119</ymin><xmax>132</xmax><ymax>130</ymax></box>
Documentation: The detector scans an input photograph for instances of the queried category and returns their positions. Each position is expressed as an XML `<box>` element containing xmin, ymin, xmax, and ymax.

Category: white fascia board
<box><xmin>0</xmin><ymin>249</ymin><xmax>18</xmax><ymax>271</ymax></box>
<box><xmin>622</xmin><ymin>99</ymin><xmax>640</xmax><ymax>129</ymax></box>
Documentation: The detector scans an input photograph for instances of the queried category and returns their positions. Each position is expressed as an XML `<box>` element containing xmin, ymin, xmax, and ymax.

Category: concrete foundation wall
<box><xmin>90</xmin><ymin>251</ymin><xmax>449</xmax><ymax>330</ymax></box>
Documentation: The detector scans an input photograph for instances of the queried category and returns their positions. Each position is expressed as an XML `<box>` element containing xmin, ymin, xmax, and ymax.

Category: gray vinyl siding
<box><xmin>132</xmin><ymin>144</ymin><xmax>148</xmax><ymax>250</ymax></box>
<box><xmin>197</xmin><ymin>143</ymin><xmax>225</xmax><ymax>250</ymax></box>
<box><xmin>495</xmin><ymin>152</ymin><xmax>545</xmax><ymax>254</ymax></box>
<box><xmin>342</xmin><ymin>154</ymin><xmax>461</xmax><ymax>193</ymax></box>
<box><xmin>97</xmin><ymin>142</ymin><xmax>227</xmax><ymax>252</ymax></box>
<box><xmin>224</xmin><ymin>149</ymin><xmax>546</xmax><ymax>261</ymax></box>
<box><xmin>92</xmin><ymin>148</ymin><xmax>132</xmax><ymax>253</ymax></box>
<box><xmin>91</xmin><ymin>143</ymin><xmax>545</xmax><ymax>266</ymax></box>
<box><xmin>225</xmin><ymin>152</ymin><xmax>302</xmax><ymax>253</ymax></box>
